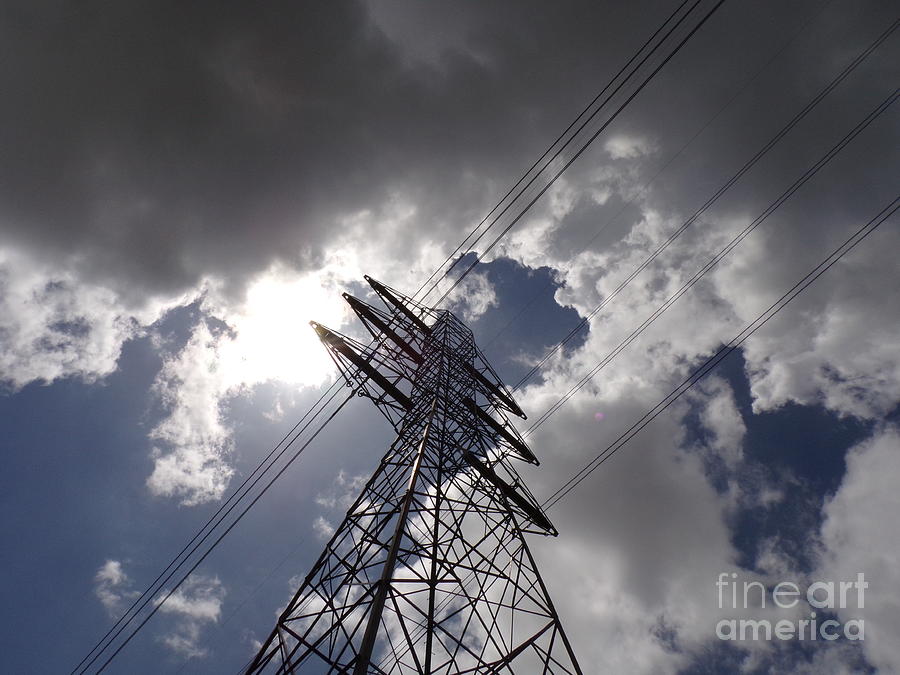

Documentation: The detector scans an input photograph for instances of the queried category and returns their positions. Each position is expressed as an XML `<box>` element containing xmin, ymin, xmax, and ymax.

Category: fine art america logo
<box><xmin>715</xmin><ymin>572</ymin><xmax>867</xmax><ymax>642</ymax></box>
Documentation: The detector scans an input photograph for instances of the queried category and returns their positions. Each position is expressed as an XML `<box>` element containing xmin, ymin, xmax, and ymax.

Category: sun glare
<box><xmin>217</xmin><ymin>271</ymin><xmax>350</xmax><ymax>390</ymax></box>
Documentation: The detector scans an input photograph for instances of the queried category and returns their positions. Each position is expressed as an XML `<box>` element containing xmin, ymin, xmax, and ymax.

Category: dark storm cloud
<box><xmin>1</xmin><ymin>0</ymin><xmax>895</xmax><ymax>306</ymax></box>
<box><xmin>2</xmin><ymin>1</ymin><xmax>411</xmax><ymax>299</ymax></box>
<box><xmin>603</xmin><ymin>0</ymin><xmax>900</xmax><ymax>227</ymax></box>
<box><xmin>1</xmin><ymin>0</ymin><xmax>632</xmax><ymax>301</ymax></box>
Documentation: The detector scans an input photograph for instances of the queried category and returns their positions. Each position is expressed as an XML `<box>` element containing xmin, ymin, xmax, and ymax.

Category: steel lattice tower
<box><xmin>246</xmin><ymin>276</ymin><xmax>581</xmax><ymax>674</ymax></box>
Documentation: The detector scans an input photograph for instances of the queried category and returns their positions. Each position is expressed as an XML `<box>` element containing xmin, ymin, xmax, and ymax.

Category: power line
<box><xmin>410</xmin><ymin>0</ymin><xmax>697</xmax><ymax>301</ymax></box>
<box><xmin>174</xmin><ymin>537</ymin><xmax>308</xmax><ymax>675</ymax></box>
<box><xmin>429</xmin><ymin>0</ymin><xmax>728</xmax><ymax>309</ymax></box>
<box><xmin>510</xmin><ymin>17</ymin><xmax>899</xmax><ymax>392</ymax></box>
<box><xmin>74</xmin><ymin>4</ymin><xmax>726</xmax><ymax>668</ymax></box>
<box><xmin>543</xmin><ymin>195</ymin><xmax>899</xmax><ymax>510</ymax></box>
<box><xmin>478</xmin><ymin>0</ymin><xmax>837</xmax><ymax>366</ymax></box>
<box><xmin>74</xmin><ymin>7</ymin><xmax>894</xmax><ymax>671</ymax></box>
<box><xmin>482</xmin><ymin>0</ymin><xmax>828</xmax><ymax>353</ymax></box>
<box><xmin>522</xmin><ymin>88</ymin><xmax>898</xmax><ymax>438</ymax></box>
<box><xmin>72</xmin><ymin>380</ymin><xmax>347</xmax><ymax>673</ymax></box>
<box><xmin>243</xmin><ymin>288</ymin><xmax>582</xmax><ymax>673</ymax></box>
<box><xmin>93</xmin><ymin>390</ymin><xmax>356</xmax><ymax>674</ymax></box>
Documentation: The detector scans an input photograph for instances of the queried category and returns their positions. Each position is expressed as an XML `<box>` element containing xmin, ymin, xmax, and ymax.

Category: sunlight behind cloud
<box><xmin>217</xmin><ymin>269</ymin><xmax>349</xmax><ymax>390</ymax></box>
<box><xmin>147</xmin><ymin>265</ymin><xmax>355</xmax><ymax>505</ymax></box>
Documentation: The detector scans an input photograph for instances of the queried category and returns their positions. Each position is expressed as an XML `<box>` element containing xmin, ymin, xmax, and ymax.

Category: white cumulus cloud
<box><xmin>156</xmin><ymin>575</ymin><xmax>227</xmax><ymax>659</ymax></box>
<box><xmin>816</xmin><ymin>426</ymin><xmax>900</xmax><ymax>673</ymax></box>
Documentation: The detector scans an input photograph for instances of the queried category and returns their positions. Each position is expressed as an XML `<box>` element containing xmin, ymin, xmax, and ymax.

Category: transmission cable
<box><xmin>93</xmin><ymin>390</ymin><xmax>357</xmax><ymax>673</ymax></box>
<box><xmin>429</xmin><ymin>0</ymin><xmax>728</xmax><ymax>309</ymax></box>
<box><xmin>74</xmin><ymin>3</ymin><xmax>876</xmax><ymax>669</ymax></box>
<box><xmin>69</xmin><ymin>2</ymin><xmax>711</xmax><ymax>665</ymax></box>
<box><xmin>422</xmin><ymin>0</ymin><xmax>716</xmax><ymax>304</ymax></box>
<box><xmin>423</xmin><ymin>0</ymin><xmax>724</xmax><ymax>306</ymax></box>
<box><xmin>81</xmin><ymin>6</ymin><xmax>729</xmax><ymax>663</ymax></box>
<box><xmin>409</xmin><ymin>0</ymin><xmax>697</xmax><ymax>301</ymax></box>
<box><xmin>510</xmin><ymin>18</ymin><xmax>899</xmax><ymax>392</ymax></box>
<box><xmin>477</xmin><ymin>0</ymin><xmax>845</xmax><ymax>357</ymax></box>
<box><xmin>73</xmin><ymin>380</ymin><xmax>349</xmax><ymax>673</ymax></box>
<box><xmin>174</xmin><ymin>536</ymin><xmax>307</xmax><ymax>675</ymax></box>
<box><xmin>543</xmin><ymin>195</ymin><xmax>899</xmax><ymax>510</ymax></box>
<box><xmin>521</xmin><ymin>88</ymin><xmax>897</xmax><ymax>438</ymax></box>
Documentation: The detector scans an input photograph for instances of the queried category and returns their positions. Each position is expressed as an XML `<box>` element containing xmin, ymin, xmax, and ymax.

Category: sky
<box><xmin>1</xmin><ymin>0</ymin><xmax>898</xmax><ymax>672</ymax></box>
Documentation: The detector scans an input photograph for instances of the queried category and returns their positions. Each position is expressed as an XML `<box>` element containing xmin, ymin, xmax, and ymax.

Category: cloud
<box><xmin>312</xmin><ymin>470</ymin><xmax>368</xmax><ymax>540</ymax></box>
<box><xmin>4</xmin><ymin>9</ymin><xmax>898</xmax><ymax>671</ymax></box>
<box><xmin>2</xmin><ymin>0</ymin><xmax>894</xmax><ymax>514</ymax></box>
<box><xmin>516</xmin><ymin>326</ymin><xmax>752</xmax><ymax>669</ymax></box>
<box><xmin>0</xmin><ymin>248</ymin><xmax>176</xmax><ymax>390</ymax></box>
<box><xmin>158</xmin><ymin>576</ymin><xmax>226</xmax><ymax>623</ymax></box>
<box><xmin>8</xmin><ymin>0</ymin><xmax>882</xmax><ymax>314</ymax></box>
<box><xmin>2</xmin><ymin>0</ymin><xmax>609</xmax><ymax>304</ymax></box>
<box><xmin>312</xmin><ymin>516</ymin><xmax>335</xmax><ymax>540</ymax></box>
<box><xmin>713</xmin><ymin>222</ymin><xmax>900</xmax><ymax>420</ymax></box>
<box><xmin>604</xmin><ymin>134</ymin><xmax>658</xmax><ymax>160</ymax></box>
<box><xmin>94</xmin><ymin>559</ymin><xmax>140</xmax><ymax>616</ymax></box>
<box><xmin>690</xmin><ymin>375</ymin><xmax>747</xmax><ymax>474</ymax></box>
<box><xmin>314</xmin><ymin>470</ymin><xmax>369</xmax><ymax>511</ymax></box>
<box><xmin>508</xmin><ymin>172</ymin><xmax>897</xmax><ymax>665</ymax></box>
<box><xmin>446</xmin><ymin>271</ymin><xmax>499</xmax><ymax>322</ymax></box>
<box><xmin>157</xmin><ymin>575</ymin><xmax>227</xmax><ymax>658</ymax></box>
<box><xmin>145</xmin><ymin>263</ymin><xmax>354</xmax><ymax>505</ymax></box>
<box><xmin>525</xmin><ymin>391</ymin><xmax>743</xmax><ymax>672</ymax></box>
<box><xmin>93</xmin><ymin>560</ymin><xmax>227</xmax><ymax>659</ymax></box>
<box><xmin>816</xmin><ymin>426</ymin><xmax>900</xmax><ymax>673</ymax></box>
<box><xmin>146</xmin><ymin>320</ymin><xmax>236</xmax><ymax>506</ymax></box>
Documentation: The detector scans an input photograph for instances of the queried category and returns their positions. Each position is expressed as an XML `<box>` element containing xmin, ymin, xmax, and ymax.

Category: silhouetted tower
<box><xmin>246</xmin><ymin>276</ymin><xmax>581</xmax><ymax>674</ymax></box>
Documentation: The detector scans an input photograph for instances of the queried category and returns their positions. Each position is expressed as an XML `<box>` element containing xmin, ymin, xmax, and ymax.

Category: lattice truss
<box><xmin>247</xmin><ymin>277</ymin><xmax>581</xmax><ymax>674</ymax></box>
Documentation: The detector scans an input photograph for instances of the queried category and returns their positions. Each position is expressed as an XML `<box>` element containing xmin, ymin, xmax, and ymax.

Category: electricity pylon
<box><xmin>246</xmin><ymin>276</ymin><xmax>581</xmax><ymax>674</ymax></box>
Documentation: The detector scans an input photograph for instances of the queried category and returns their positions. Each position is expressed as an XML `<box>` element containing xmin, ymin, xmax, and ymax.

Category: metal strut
<box><xmin>354</xmin><ymin>397</ymin><xmax>438</xmax><ymax>674</ymax></box>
